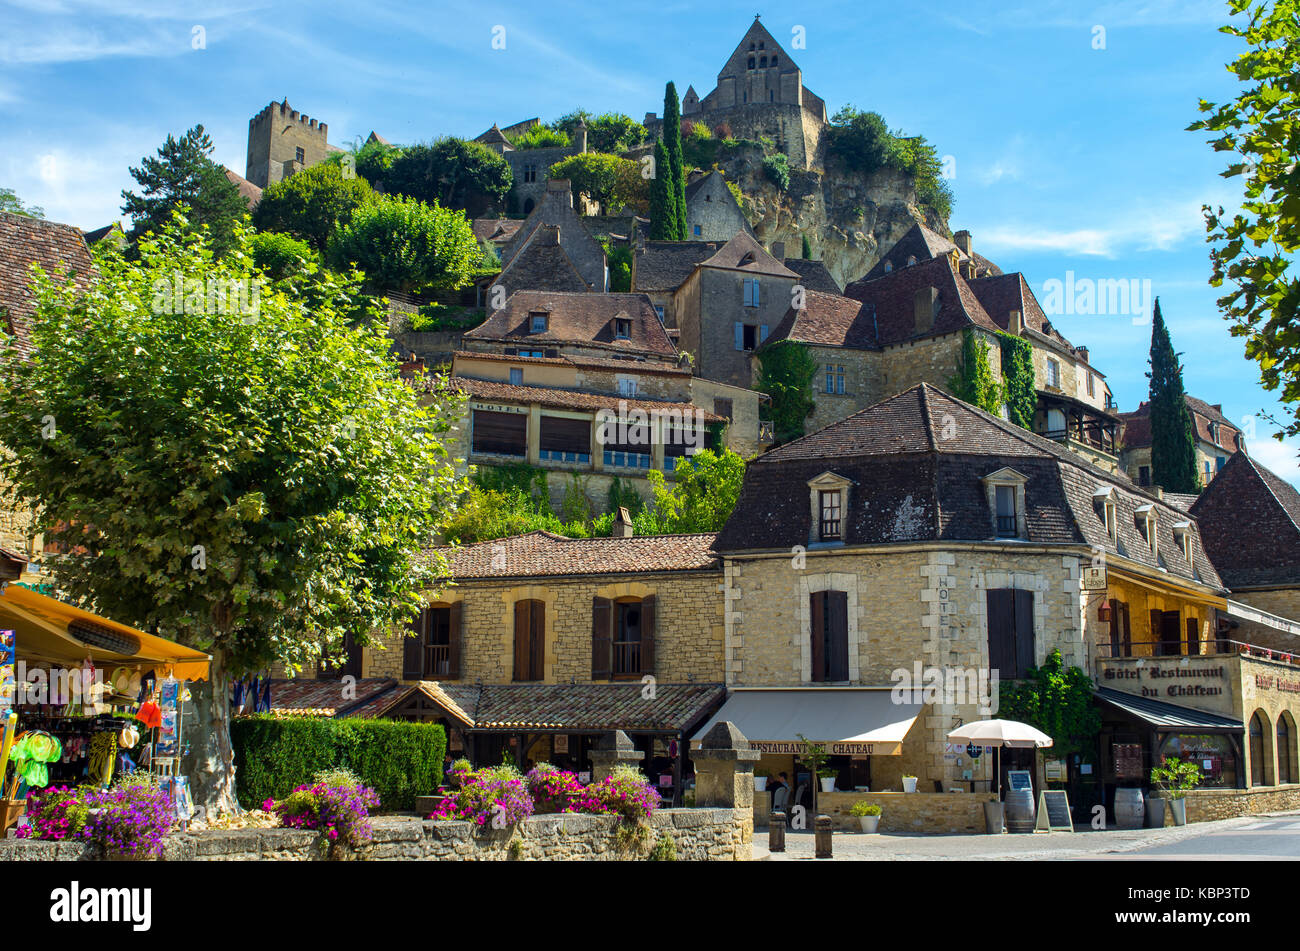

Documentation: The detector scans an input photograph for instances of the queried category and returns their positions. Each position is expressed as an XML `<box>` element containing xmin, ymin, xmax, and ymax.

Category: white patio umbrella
<box><xmin>947</xmin><ymin>719</ymin><xmax>1053</xmax><ymax>796</ymax></box>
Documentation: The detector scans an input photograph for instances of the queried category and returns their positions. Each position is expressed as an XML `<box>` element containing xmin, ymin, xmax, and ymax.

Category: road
<box><xmin>758</xmin><ymin>812</ymin><xmax>1300</xmax><ymax>860</ymax></box>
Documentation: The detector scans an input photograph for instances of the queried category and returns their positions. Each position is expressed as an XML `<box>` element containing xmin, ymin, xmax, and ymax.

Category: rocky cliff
<box><xmin>713</xmin><ymin>144</ymin><xmax>947</xmax><ymax>290</ymax></box>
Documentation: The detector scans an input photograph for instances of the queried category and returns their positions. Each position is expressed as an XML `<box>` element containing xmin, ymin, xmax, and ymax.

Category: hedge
<box><xmin>232</xmin><ymin>716</ymin><xmax>447</xmax><ymax>812</ymax></box>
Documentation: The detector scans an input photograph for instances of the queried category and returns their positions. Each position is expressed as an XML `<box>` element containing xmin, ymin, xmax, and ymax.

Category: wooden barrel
<box><xmin>1005</xmin><ymin>789</ymin><xmax>1036</xmax><ymax>833</ymax></box>
<box><xmin>1114</xmin><ymin>788</ymin><xmax>1145</xmax><ymax>830</ymax></box>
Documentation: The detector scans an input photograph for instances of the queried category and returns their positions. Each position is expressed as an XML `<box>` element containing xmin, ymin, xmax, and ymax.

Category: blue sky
<box><xmin>3</xmin><ymin>0</ymin><xmax>1297</xmax><ymax>485</ymax></box>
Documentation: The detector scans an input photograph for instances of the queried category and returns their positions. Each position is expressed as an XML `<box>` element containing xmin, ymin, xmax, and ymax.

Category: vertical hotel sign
<box><xmin>0</xmin><ymin>629</ymin><xmax>14</xmax><ymax>715</ymax></box>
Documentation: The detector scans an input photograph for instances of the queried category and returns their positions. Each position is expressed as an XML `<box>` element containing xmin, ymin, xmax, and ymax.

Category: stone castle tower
<box><xmin>245</xmin><ymin>99</ymin><xmax>340</xmax><ymax>190</ymax></box>
<box><xmin>656</xmin><ymin>16</ymin><xmax>828</xmax><ymax>168</ymax></box>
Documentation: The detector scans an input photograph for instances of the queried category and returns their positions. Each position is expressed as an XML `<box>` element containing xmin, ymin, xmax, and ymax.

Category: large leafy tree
<box><xmin>663</xmin><ymin>82</ymin><xmax>688</xmax><ymax>240</ymax></box>
<box><xmin>0</xmin><ymin>215</ymin><xmax>466</xmax><ymax>812</ymax></box>
<box><xmin>756</xmin><ymin>341</ymin><xmax>818</xmax><ymax>444</ymax></box>
<box><xmin>0</xmin><ymin>187</ymin><xmax>44</xmax><ymax>218</ymax></box>
<box><xmin>548</xmin><ymin>153</ymin><xmax>648</xmax><ymax>214</ymax></box>
<box><xmin>120</xmin><ymin>125</ymin><xmax>248</xmax><ymax>255</ymax></box>
<box><xmin>1147</xmin><ymin>298</ymin><xmax>1202</xmax><ymax>492</ymax></box>
<box><xmin>549</xmin><ymin>111</ymin><xmax>647</xmax><ymax>154</ymax></box>
<box><xmin>640</xmin><ymin>449</ymin><xmax>746</xmax><ymax>533</ymax></box>
<box><xmin>252</xmin><ymin>160</ymin><xmax>374</xmax><ymax>251</ymax></box>
<box><xmin>385</xmin><ymin>138</ymin><xmax>512</xmax><ymax>218</ymax></box>
<box><xmin>1189</xmin><ymin>0</ymin><xmax>1300</xmax><ymax>440</ymax></box>
<box><xmin>327</xmin><ymin>195</ymin><xmax>482</xmax><ymax>294</ymax></box>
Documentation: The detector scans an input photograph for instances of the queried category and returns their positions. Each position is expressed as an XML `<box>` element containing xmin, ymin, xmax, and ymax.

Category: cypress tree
<box><xmin>801</xmin><ymin>233</ymin><xmax>813</xmax><ymax>259</ymax></box>
<box><xmin>1147</xmin><ymin>298</ymin><xmax>1201</xmax><ymax>492</ymax></box>
<box><xmin>648</xmin><ymin>140</ymin><xmax>672</xmax><ymax>240</ymax></box>
<box><xmin>663</xmin><ymin>82</ymin><xmax>687</xmax><ymax>240</ymax></box>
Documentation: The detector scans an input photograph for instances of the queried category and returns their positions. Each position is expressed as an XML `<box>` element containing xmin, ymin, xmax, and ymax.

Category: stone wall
<box><xmin>767</xmin><ymin>790</ymin><xmax>996</xmax><ymax>834</ymax></box>
<box><xmin>677</xmin><ymin>267</ymin><xmax>796</xmax><ymax>388</ymax></box>
<box><xmin>1182</xmin><ymin>785</ymin><xmax>1300</xmax><ymax>823</ymax></box>
<box><xmin>0</xmin><ymin>810</ymin><xmax>751</xmax><ymax>861</ymax></box>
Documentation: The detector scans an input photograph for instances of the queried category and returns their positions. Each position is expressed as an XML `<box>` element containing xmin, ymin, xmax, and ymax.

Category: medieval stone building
<box><xmin>475</xmin><ymin>119</ymin><xmax>588</xmax><ymax>215</ymax></box>
<box><xmin>1119</xmin><ymin>395</ymin><xmax>1244</xmax><ymax>488</ymax></box>
<box><xmin>244</xmin><ymin>98</ymin><xmax>343</xmax><ymax>190</ymax></box>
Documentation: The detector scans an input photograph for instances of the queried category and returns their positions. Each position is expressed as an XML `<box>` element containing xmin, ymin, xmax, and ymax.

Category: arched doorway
<box><xmin>523</xmin><ymin>198</ymin><xmax>535</xmax><ymax>215</ymax></box>
<box><xmin>1278</xmin><ymin>713</ymin><xmax>1296</xmax><ymax>784</ymax></box>
<box><xmin>1250</xmin><ymin>710</ymin><xmax>1273</xmax><ymax>786</ymax></box>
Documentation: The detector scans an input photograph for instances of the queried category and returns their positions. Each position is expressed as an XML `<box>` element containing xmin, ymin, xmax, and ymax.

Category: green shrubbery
<box><xmin>232</xmin><ymin>715</ymin><xmax>447</xmax><ymax>811</ymax></box>
<box><xmin>828</xmin><ymin>106</ymin><xmax>953</xmax><ymax>219</ymax></box>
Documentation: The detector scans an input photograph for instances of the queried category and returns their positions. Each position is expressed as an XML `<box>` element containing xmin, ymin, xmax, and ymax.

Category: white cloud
<box><xmin>1245</xmin><ymin>438</ymin><xmax>1300</xmax><ymax>489</ymax></box>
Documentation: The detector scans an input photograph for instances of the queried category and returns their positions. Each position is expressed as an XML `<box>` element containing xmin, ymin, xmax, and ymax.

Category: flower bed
<box><xmin>16</xmin><ymin>774</ymin><xmax>176</xmax><ymax>858</ymax></box>
<box><xmin>431</xmin><ymin>762</ymin><xmax>658</xmax><ymax>826</ymax></box>
<box><xmin>263</xmin><ymin>768</ymin><xmax>380</xmax><ymax>851</ymax></box>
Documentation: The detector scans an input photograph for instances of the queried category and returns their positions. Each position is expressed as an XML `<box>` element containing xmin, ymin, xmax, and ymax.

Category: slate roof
<box><xmin>498</xmin><ymin>183</ymin><xmax>605</xmax><ymax>289</ymax></box>
<box><xmin>853</xmin><ymin>222</ymin><xmax>1003</xmax><ymax>284</ymax></box>
<box><xmin>715</xmin><ymin>383</ymin><xmax>1224</xmax><ymax>589</ymax></box>
<box><xmin>843</xmin><ymin>254</ymin><xmax>1003</xmax><ymax>346</ymax></box>
<box><xmin>475</xmin><ymin>124</ymin><xmax>513</xmax><ymax>147</ymax></box>
<box><xmin>0</xmin><ymin>211</ymin><xmax>95</xmax><ymax>357</ymax></box>
<box><xmin>761</xmin><ymin>289</ymin><xmax>877</xmax><ymax>349</ymax></box>
<box><xmin>494</xmin><ymin>226</ymin><xmax>591</xmax><ymax>296</ymax></box>
<box><xmin>1120</xmin><ymin>395</ymin><xmax>1244</xmax><ymax>451</ymax></box>
<box><xmin>263</xmin><ymin>678</ymin><xmax>400</xmax><ymax>718</ymax></box>
<box><xmin>1094</xmin><ymin>687</ymin><xmax>1243</xmax><ymax>731</ymax></box>
<box><xmin>698</xmin><ymin>230</ymin><xmax>799</xmax><ymax>278</ymax></box>
<box><xmin>1190</xmin><ymin>451</ymin><xmax>1300</xmax><ymax>589</ymax></box>
<box><xmin>464</xmin><ymin>290</ymin><xmax>676</xmax><ymax>359</ymax></box>
<box><xmin>454</xmin><ymin>376</ymin><xmax>723</xmax><ymax>421</ymax></box>
<box><xmin>966</xmin><ymin>272</ymin><xmax>1078</xmax><ymax>353</ymax></box>
<box><xmin>436</xmin><ymin>530</ymin><xmax>720</xmax><ymax>578</ymax></box>
<box><xmin>782</xmin><ymin>258</ymin><xmax>842</xmax><ymax>295</ymax></box>
<box><xmin>633</xmin><ymin>240</ymin><xmax>720</xmax><ymax>292</ymax></box>
<box><xmin>395</xmin><ymin>682</ymin><xmax>726</xmax><ymax>732</ymax></box>
<box><xmin>472</xmin><ymin>218</ymin><xmax>524</xmax><ymax>245</ymax></box>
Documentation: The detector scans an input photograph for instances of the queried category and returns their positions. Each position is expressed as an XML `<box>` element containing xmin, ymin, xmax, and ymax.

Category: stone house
<box><xmin>684</xmin><ymin>170</ymin><xmax>752</xmax><ymax>242</ymax></box>
<box><xmin>708</xmin><ymin>383</ymin><xmax>1227</xmax><ymax>808</ymax></box>
<box><xmin>474</xmin><ymin>119</ymin><xmax>587</xmax><ymax>216</ymax></box>
<box><xmin>1119</xmin><ymin>395</ymin><xmax>1245</xmax><ymax>488</ymax></box>
<box><xmin>631</xmin><ymin>238</ymin><xmax>721</xmax><ymax>327</ymax></box>
<box><xmin>492</xmin><ymin>180</ymin><xmax>607</xmax><ymax>294</ymax></box>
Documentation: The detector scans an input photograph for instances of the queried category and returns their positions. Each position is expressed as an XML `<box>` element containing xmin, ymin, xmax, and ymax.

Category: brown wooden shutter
<box><xmin>826</xmin><ymin>590</ymin><xmax>849</xmax><ymax>681</ymax></box>
<box><xmin>1013</xmin><ymin>589</ymin><xmax>1035</xmax><ymax>677</ymax></box>
<box><xmin>810</xmin><ymin>592</ymin><xmax>826</xmax><ymax>682</ymax></box>
<box><xmin>1108</xmin><ymin>598</ymin><xmax>1122</xmax><ymax>658</ymax></box>
<box><xmin>447</xmin><ymin>601</ymin><xmax>462</xmax><ymax>679</ymax></box>
<box><xmin>472</xmin><ymin>410</ymin><xmax>527</xmax><ymax>455</ymax></box>
<box><xmin>530</xmin><ymin>600</ymin><xmax>545</xmax><ymax>680</ymax></box>
<box><xmin>986</xmin><ymin>589</ymin><xmax>1013</xmax><ymax>677</ymax></box>
<box><xmin>592</xmin><ymin>597</ymin><xmax>612</xmax><ymax>679</ymax></box>
<box><xmin>403</xmin><ymin>609</ymin><xmax>426</xmax><ymax>681</ymax></box>
<box><xmin>1186</xmin><ymin>616</ymin><xmax>1199</xmax><ymax>656</ymax></box>
<box><xmin>1121</xmin><ymin>602</ymin><xmax>1132</xmax><ymax>656</ymax></box>
<box><xmin>640</xmin><ymin>595</ymin><xmax>656</xmax><ymax>675</ymax></box>
<box><xmin>345</xmin><ymin>634</ymin><xmax>363</xmax><ymax>678</ymax></box>
<box><xmin>1162</xmin><ymin>611</ymin><xmax>1182</xmax><ymax>656</ymax></box>
<box><xmin>514</xmin><ymin>601</ymin><xmax>532</xmax><ymax>681</ymax></box>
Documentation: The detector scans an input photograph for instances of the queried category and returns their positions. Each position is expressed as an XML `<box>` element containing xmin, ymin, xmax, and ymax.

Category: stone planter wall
<box><xmin>1182</xmin><ymin>785</ymin><xmax>1300</xmax><ymax>824</ymax></box>
<box><xmin>799</xmin><ymin>791</ymin><xmax>997</xmax><ymax>834</ymax></box>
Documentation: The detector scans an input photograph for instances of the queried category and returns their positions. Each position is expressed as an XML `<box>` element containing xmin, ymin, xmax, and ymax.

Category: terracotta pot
<box><xmin>0</xmin><ymin>799</ymin><xmax>26</xmax><ymax>836</ymax></box>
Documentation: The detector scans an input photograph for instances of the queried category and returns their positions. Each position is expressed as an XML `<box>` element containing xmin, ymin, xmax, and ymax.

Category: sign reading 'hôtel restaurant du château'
<box><xmin>1100</xmin><ymin>664</ymin><xmax>1228</xmax><ymax>700</ymax></box>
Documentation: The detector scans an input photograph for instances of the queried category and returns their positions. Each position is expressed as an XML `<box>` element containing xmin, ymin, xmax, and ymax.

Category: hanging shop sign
<box><xmin>1082</xmin><ymin>566</ymin><xmax>1107</xmax><ymax>591</ymax></box>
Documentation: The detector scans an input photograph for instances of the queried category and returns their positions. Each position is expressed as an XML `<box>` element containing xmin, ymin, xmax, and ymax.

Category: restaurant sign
<box><xmin>746</xmin><ymin>740</ymin><xmax>901</xmax><ymax>756</ymax></box>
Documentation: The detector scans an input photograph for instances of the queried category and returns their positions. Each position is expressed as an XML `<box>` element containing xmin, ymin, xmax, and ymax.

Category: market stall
<box><xmin>0</xmin><ymin>583</ymin><xmax>210</xmax><ymax>834</ymax></box>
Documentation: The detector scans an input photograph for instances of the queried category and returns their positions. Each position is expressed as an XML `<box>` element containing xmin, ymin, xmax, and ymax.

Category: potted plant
<box><xmin>850</xmin><ymin>801</ymin><xmax>881</xmax><ymax>833</ymax></box>
<box><xmin>1150</xmin><ymin>757</ymin><xmax>1202</xmax><ymax>826</ymax></box>
<box><xmin>797</xmin><ymin>734</ymin><xmax>831</xmax><ymax>806</ymax></box>
<box><xmin>753</xmin><ymin>769</ymin><xmax>769</xmax><ymax>793</ymax></box>
<box><xmin>818</xmin><ymin>768</ymin><xmax>838</xmax><ymax>793</ymax></box>
<box><xmin>901</xmin><ymin>774</ymin><xmax>919</xmax><ymax>793</ymax></box>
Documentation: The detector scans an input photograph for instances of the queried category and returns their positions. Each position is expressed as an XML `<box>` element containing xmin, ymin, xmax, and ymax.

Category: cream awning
<box><xmin>691</xmin><ymin>688</ymin><xmax>922</xmax><ymax>756</ymax></box>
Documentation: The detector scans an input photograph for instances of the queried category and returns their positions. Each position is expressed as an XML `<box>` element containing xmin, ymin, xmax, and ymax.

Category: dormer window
<box><xmin>1135</xmin><ymin>504</ymin><xmax>1157</xmax><ymax>556</ymax></box>
<box><xmin>1093</xmin><ymin>486</ymin><xmax>1116</xmax><ymax>541</ymax></box>
<box><xmin>906</xmin><ymin>255</ymin><xmax>918</xmax><ymax>266</ymax></box>
<box><xmin>981</xmin><ymin>468</ymin><xmax>1028</xmax><ymax>540</ymax></box>
<box><xmin>1209</xmin><ymin>422</ymin><xmax>1221</xmax><ymax>446</ymax></box>
<box><xmin>614</xmin><ymin>317</ymin><xmax>632</xmax><ymax>339</ymax></box>
<box><xmin>1173</xmin><ymin>522</ymin><xmax>1192</xmax><ymax>561</ymax></box>
<box><xmin>529</xmin><ymin>312</ymin><xmax>548</xmax><ymax>334</ymax></box>
<box><xmin>884</xmin><ymin>260</ymin><xmax>893</xmax><ymax>273</ymax></box>
<box><xmin>807</xmin><ymin>472</ymin><xmax>852</xmax><ymax>545</ymax></box>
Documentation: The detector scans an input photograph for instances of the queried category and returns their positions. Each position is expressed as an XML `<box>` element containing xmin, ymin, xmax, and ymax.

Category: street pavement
<box><xmin>756</xmin><ymin>811</ymin><xmax>1300</xmax><ymax>860</ymax></box>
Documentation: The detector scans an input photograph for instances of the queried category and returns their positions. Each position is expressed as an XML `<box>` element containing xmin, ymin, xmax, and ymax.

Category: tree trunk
<box><xmin>185</xmin><ymin>645</ymin><xmax>241</xmax><ymax>817</ymax></box>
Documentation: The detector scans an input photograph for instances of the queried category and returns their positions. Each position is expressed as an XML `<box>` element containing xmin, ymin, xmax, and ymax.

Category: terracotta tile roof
<box><xmin>224</xmin><ymin>167</ymin><xmax>263</xmax><ymax>210</ymax></box>
<box><xmin>699</xmin><ymin>230</ymin><xmax>799</xmax><ymax>278</ymax></box>
<box><xmin>761</xmin><ymin>289</ymin><xmax>877</xmax><ymax>349</ymax></box>
<box><xmin>436</xmin><ymin>530</ymin><xmax>720</xmax><ymax>578</ymax></box>
<box><xmin>464</xmin><ymin>290</ymin><xmax>676</xmax><ymax>359</ymax></box>
<box><xmin>1191</xmin><ymin>451</ymin><xmax>1300</xmax><ymax>589</ymax></box>
<box><xmin>263</xmin><ymin>678</ymin><xmax>400</xmax><ymax>718</ymax></box>
<box><xmin>452</xmin><ymin>375</ymin><xmax>723</xmax><ymax>421</ymax></box>
<box><xmin>843</xmin><ymin>254</ymin><xmax>1002</xmax><ymax>346</ymax></box>
<box><xmin>0</xmin><ymin>211</ymin><xmax>95</xmax><ymax>357</ymax></box>
<box><xmin>782</xmin><ymin>258</ymin><xmax>842</xmax><ymax>295</ymax></box>
<box><xmin>1120</xmin><ymin>395</ymin><xmax>1243</xmax><ymax>452</ymax></box>
<box><xmin>716</xmin><ymin>383</ymin><xmax>1223</xmax><ymax>588</ymax></box>
<box><xmin>404</xmin><ymin>682</ymin><xmax>726</xmax><ymax>732</ymax></box>
<box><xmin>633</xmin><ymin>240</ymin><xmax>720</xmax><ymax>292</ymax></box>
<box><xmin>853</xmin><ymin>221</ymin><xmax>1002</xmax><ymax>284</ymax></box>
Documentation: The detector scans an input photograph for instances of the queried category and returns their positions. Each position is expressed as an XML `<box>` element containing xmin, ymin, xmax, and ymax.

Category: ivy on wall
<box><xmin>997</xmin><ymin>332</ymin><xmax>1036</xmax><ymax>430</ymax></box>
<box><xmin>755</xmin><ymin>341</ymin><xmax>818</xmax><ymax>444</ymax></box>
<box><xmin>948</xmin><ymin>327</ymin><xmax>1003</xmax><ymax>416</ymax></box>
<box><xmin>996</xmin><ymin>650</ymin><xmax>1102</xmax><ymax>763</ymax></box>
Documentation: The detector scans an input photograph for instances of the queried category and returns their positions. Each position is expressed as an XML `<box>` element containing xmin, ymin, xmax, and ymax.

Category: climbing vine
<box><xmin>997</xmin><ymin>332</ymin><xmax>1036</xmax><ymax>430</ymax></box>
<box><xmin>947</xmin><ymin>328</ymin><xmax>1003</xmax><ymax>416</ymax></box>
<box><xmin>756</xmin><ymin>341</ymin><xmax>817</xmax><ymax>444</ymax></box>
<box><xmin>996</xmin><ymin>650</ymin><xmax>1102</xmax><ymax>763</ymax></box>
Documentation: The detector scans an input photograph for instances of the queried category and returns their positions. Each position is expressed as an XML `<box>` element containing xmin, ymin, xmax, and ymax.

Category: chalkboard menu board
<box><xmin>1036</xmin><ymin>790</ymin><xmax>1074</xmax><ymax>832</ymax></box>
<box><xmin>1113</xmin><ymin>743</ymin><xmax>1143</xmax><ymax>779</ymax></box>
<box><xmin>1007</xmin><ymin>770</ymin><xmax>1033</xmax><ymax>792</ymax></box>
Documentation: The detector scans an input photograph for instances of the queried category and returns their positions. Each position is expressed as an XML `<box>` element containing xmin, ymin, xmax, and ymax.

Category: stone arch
<box><xmin>523</xmin><ymin>198</ymin><xmax>535</xmax><ymax>215</ymax></box>
<box><xmin>1278</xmin><ymin>711</ymin><xmax>1297</xmax><ymax>784</ymax></box>
<box><xmin>1249</xmin><ymin>709</ymin><xmax>1274</xmax><ymax>786</ymax></box>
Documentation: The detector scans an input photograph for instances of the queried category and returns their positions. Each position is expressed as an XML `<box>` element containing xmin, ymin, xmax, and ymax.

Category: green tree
<box><xmin>248</xmin><ymin>231</ymin><xmax>318</xmax><ymax>281</ymax></box>
<box><xmin>763</xmin><ymin>153</ymin><xmax>790</xmax><ymax>192</ymax></box>
<box><xmin>1147</xmin><ymin>298</ymin><xmax>1201</xmax><ymax>492</ymax></box>
<box><xmin>508</xmin><ymin>126</ymin><xmax>570</xmax><ymax>149</ymax></box>
<box><xmin>639</xmin><ymin>449</ymin><xmax>745</xmax><ymax>533</ymax></box>
<box><xmin>120</xmin><ymin>125</ymin><xmax>248</xmax><ymax>255</ymax></box>
<box><xmin>948</xmin><ymin>328</ymin><xmax>1003</xmax><ymax>416</ymax></box>
<box><xmin>601</xmin><ymin>239</ymin><xmax>633</xmax><ymax>292</ymax></box>
<box><xmin>252</xmin><ymin>160</ymin><xmax>374</xmax><ymax>251</ymax></box>
<box><xmin>801</xmin><ymin>233</ymin><xmax>812</xmax><ymax>259</ymax></box>
<box><xmin>756</xmin><ymin>341</ymin><xmax>818</xmax><ymax>444</ymax></box>
<box><xmin>0</xmin><ymin>215</ymin><xmax>467</xmax><ymax>812</ymax></box>
<box><xmin>997</xmin><ymin>650</ymin><xmax>1102</xmax><ymax>763</ymax></box>
<box><xmin>0</xmin><ymin>187</ymin><xmax>44</xmax><ymax>218</ymax></box>
<box><xmin>1189</xmin><ymin>0</ymin><xmax>1300</xmax><ymax>440</ymax></box>
<box><xmin>649</xmin><ymin>140</ymin><xmax>674</xmax><ymax>240</ymax></box>
<box><xmin>386</xmin><ymin>138</ymin><xmax>512</xmax><ymax>218</ymax></box>
<box><xmin>588</xmin><ymin>114</ymin><xmax>648</xmax><ymax>154</ymax></box>
<box><xmin>327</xmin><ymin>195</ymin><xmax>482</xmax><ymax>294</ymax></box>
<box><xmin>548</xmin><ymin>153</ymin><xmax>647</xmax><ymax>213</ymax></box>
<box><xmin>353</xmin><ymin>139</ymin><xmax>403</xmax><ymax>192</ymax></box>
<box><xmin>663</xmin><ymin>83</ymin><xmax>687</xmax><ymax>240</ymax></box>
<box><xmin>827</xmin><ymin>106</ymin><xmax>953</xmax><ymax>220</ymax></box>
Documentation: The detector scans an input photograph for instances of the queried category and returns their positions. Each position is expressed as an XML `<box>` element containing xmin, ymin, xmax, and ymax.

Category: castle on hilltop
<box><xmin>647</xmin><ymin>16</ymin><xmax>829</xmax><ymax>168</ymax></box>
<box><xmin>245</xmin><ymin>98</ymin><xmax>343</xmax><ymax>190</ymax></box>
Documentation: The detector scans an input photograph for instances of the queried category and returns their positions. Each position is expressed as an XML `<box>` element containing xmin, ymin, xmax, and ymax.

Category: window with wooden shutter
<box><xmin>446</xmin><ymin>601</ymin><xmax>462</xmax><ymax>679</ymax></box>
<box><xmin>714</xmin><ymin>398</ymin><xmax>733</xmax><ymax>421</ymax></box>
<box><xmin>318</xmin><ymin>633</ymin><xmax>363</xmax><ymax>680</ymax></box>
<box><xmin>1186</xmin><ymin>616</ymin><xmax>1200</xmax><ymax>656</ymax></box>
<box><xmin>640</xmin><ymin>595</ymin><xmax>656</xmax><ymax>676</ymax></box>
<box><xmin>592</xmin><ymin>596</ymin><xmax>612</xmax><ymax>679</ymax></box>
<box><xmin>986</xmin><ymin>589</ymin><xmax>1014</xmax><ymax>677</ymax></box>
<box><xmin>402</xmin><ymin>609</ymin><xmax>427</xmax><ymax>681</ymax></box>
<box><xmin>809</xmin><ymin>590</ymin><xmax>849</xmax><ymax>682</ymax></box>
<box><xmin>472</xmin><ymin>409</ymin><xmax>527</xmax><ymax>456</ymax></box>
<box><xmin>539</xmin><ymin>415</ymin><xmax>591</xmax><ymax>463</ymax></box>
<box><xmin>1156</xmin><ymin>609</ymin><xmax>1180</xmax><ymax>657</ymax></box>
<box><xmin>513</xmin><ymin>599</ymin><xmax>544</xmax><ymax>681</ymax></box>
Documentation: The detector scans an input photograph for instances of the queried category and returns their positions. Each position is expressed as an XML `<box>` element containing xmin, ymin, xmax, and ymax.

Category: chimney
<box><xmin>1007</xmin><ymin>309</ymin><xmax>1023</xmax><ymax>335</ymax></box>
<box><xmin>1077</xmin><ymin>346</ymin><xmax>1089</xmax><ymax>364</ymax></box>
<box><xmin>636</xmin><ymin>227</ymin><xmax>647</xmax><ymax>253</ymax></box>
<box><xmin>612</xmin><ymin>506</ymin><xmax>635</xmax><ymax>538</ymax></box>
<box><xmin>577</xmin><ymin>119</ymin><xmax>588</xmax><ymax>154</ymax></box>
<box><xmin>953</xmin><ymin>230</ymin><xmax>972</xmax><ymax>255</ymax></box>
<box><xmin>1152</xmin><ymin>486</ymin><xmax>1164</xmax><ymax>501</ymax></box>
<box><xmin>771</xmin><ymin>241</ymin><xmax>785</xmax><ymax>260</ymax></box>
